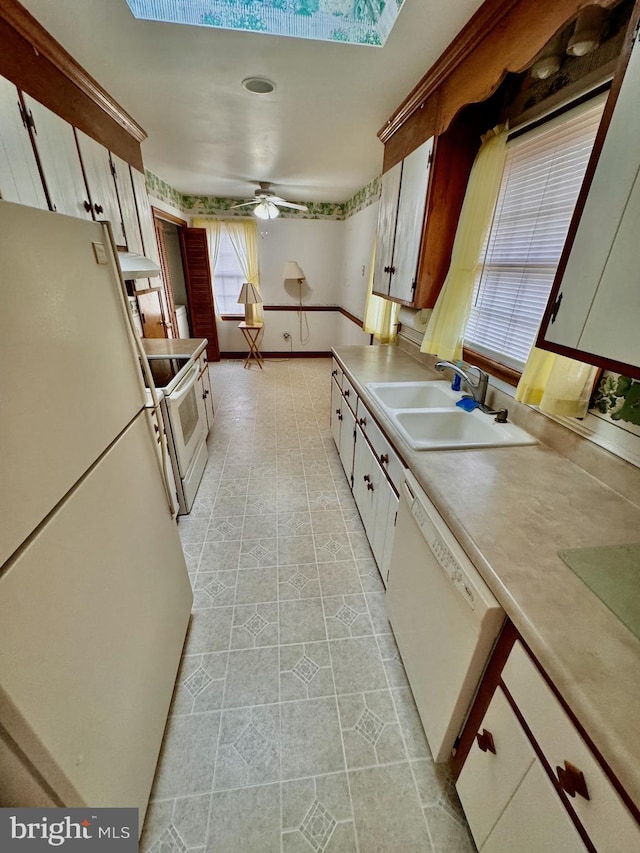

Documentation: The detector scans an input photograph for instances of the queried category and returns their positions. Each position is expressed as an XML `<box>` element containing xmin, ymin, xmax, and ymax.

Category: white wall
<box><xmin>340</xmin><ymin>201</ymin><xmax>379</xmax><ymax>322</ymax></box>
<box><xmin>217</xmin><ymin>207</ymin><xmax>376</xmax><ymax>353</ymax></box>
<box><xmin>257</xmin><ymin>217</ymin><xmax>344</xmax><ymax>306</ymax></box>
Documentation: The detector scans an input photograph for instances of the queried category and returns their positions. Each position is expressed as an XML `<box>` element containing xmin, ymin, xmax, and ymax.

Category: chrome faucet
<box><xmin>435</xmin><ymin>360</ymin><xmax>489</xmax><ymax>406</ymax></box>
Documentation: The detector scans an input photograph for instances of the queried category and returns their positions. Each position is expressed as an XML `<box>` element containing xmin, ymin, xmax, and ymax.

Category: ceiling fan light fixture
<box><xmin>254</xmin><ymin>201</ymin><xmax>280</xmax><ymax>220</ymax></box>
<box><xmin>242</xmin><ymin>77</ymin><xmax>276</xmax><ymax>95</ymax></box>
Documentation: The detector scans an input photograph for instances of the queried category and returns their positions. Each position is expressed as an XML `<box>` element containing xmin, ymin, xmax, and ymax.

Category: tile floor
<box><xmin>141</xmin><ymin>358</ymin><xmax>476</xmax><ymax>853</ymax></box>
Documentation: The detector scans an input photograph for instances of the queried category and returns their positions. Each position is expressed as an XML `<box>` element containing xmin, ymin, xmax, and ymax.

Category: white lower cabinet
<box><xmin>482</xmin><ymin>760</ymin><xmax>587</xmax><ymax>853</ymax></box>
<box><xmin>338</xmin><ymin>402</ymin><xmax>356</xmax><ymax>483</ymax></box>
<box><xmin>457</xmin><ymin>637</ymin><xmax>640</xmax><ymax>853</ymax></box>
<box><xmin>329</xmin><ymin>363</ymin><xmax>399</xmax><ymax>585</ymax></box>
<box><xmin>457</xmin><ymin>687</ymin><xmax>586</xmax><ymax>852</ymax></box>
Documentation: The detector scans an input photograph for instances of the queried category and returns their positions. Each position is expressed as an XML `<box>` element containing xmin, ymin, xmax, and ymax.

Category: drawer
<box><xmin>502</xmin><ymin>642</ymin><xmax>640</xmax><ymax>852</ymax></box>
<box><xmin>342</xmin><ymin>374</ymin><xmax>357</xmax><ymax>414</ymax></box>
<box><xmin>331</xmin><ymin>358</ymin><xmax>343</xmax><ymax>389</ymax></box>
<box><xmin>457</xmin><ymin>686</ymin><xmax>536</xmax><ymax>849</ymax></box>
<box><xmin>356</xmin><ymin>399</ymin><xmax>403</xmax><ymax>492</ymax></box>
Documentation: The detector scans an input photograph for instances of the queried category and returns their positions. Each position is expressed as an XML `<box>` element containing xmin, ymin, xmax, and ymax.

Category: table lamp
<box><xmin>237</xmin><ymin>282</ymin><xmax>263</xmax><ymax>325</ymax></box>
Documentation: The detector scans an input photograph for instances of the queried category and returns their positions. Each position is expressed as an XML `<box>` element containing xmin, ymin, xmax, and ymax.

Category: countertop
<box><xmin>333</xmin><ymin>345</ymin><xmax>640</xmax><ymax>811</ymax></box>
<box><xmin>142</xmin><ymin>337</ymin><xmax>207</xmax><ymax>360</ymax></box>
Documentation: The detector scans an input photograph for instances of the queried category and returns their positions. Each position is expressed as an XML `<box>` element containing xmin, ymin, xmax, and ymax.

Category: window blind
<box><xmin>464</xmin><ymin>96</ymin><xmax>606</xmax><ymax>370</ymax></box>
<box><xmin>214</xmin><ymin>228</ymin><xmax>245</xmax><ymax>314</ymax></box>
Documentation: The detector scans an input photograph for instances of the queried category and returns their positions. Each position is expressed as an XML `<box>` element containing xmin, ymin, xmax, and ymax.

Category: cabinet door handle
<box><xmin>83</xmin><ymin>200</ymin><xmax>93</xmax><ymax>213</ymax></box>
<box><xmin>94</xmin><ymin>203</ymin><xmax>104</xmax><ymax>215</ymax></box>
<box><xmin>363</xmin><ymin>474</ymin><xmax>370</xmax><ymax>482</ymax></box>
<box><xmin>476</xmin><ymin>729</ymin><xmax>496</xmax><ymax>754</ymax></box>
<box><xmin>344</xmin><ymin>389</ymin><xmax>350</xmax><ymax>397</ymax></box>
<box><xmin>335</xmin><ymin>409</ymin><xmax>341</xmax><ymax>415</ymax></box>
<box><xmin>380</xmin><ymin>453</ymin><xmax>389</xmax><ymax>464</ymax></box>
<box><xmin>367</xmin><ymin>482</ymin><xmax>375</xmax><ymax>491</ymax></box>
<box><xmin>389</xmin><ymin>265</ymin><xmax>396</xmax><ymax>275</ymax></box>
<box><xmin>359</xmin><ymin>417</ymin><xmax>367</xmax><ymax>426</ymax></box>
<box><xmin>331</xmin><ymin>369</ymin><xmax>337</xmax><ymax>377</ymax></box>
<box><xmin>556</xmin><ymin>761</ymin><xmax>589</xmax><ymax>800</ymax></box>
<box><xmin>337</xmin><ymin>413</ymin><xmax>343</xmax><ymax>421</ymax></box>
<box><xmin>383</xmin><ymin>265</ymin><xmax>390</xmax><ymax>273</ymax></box>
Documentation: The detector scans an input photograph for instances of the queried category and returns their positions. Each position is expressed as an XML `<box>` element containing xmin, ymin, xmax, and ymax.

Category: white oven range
<box><xmin>144</xmin><ymin>347</ymin><xmax>209</xmax><ymax>515</ymax></box>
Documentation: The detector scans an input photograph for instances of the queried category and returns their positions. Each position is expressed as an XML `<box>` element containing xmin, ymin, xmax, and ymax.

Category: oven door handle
<box><xmin>170</xmin><ymin>363</ymin><xmax>199</xmax><ymax>402</ymax></box>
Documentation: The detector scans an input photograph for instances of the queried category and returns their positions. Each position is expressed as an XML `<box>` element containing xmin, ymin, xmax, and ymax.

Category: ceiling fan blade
<box><xmin>230</xmin><ymin>200</ymin><xmax>259</xmax><ymax>209</ymax></box>
<box><xmin>275</xmin><ymin>201</ymin><xmax>309</xmax><ymax>211</ymax></box>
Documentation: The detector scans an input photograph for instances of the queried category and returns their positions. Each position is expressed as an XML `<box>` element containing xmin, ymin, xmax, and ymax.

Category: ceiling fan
<box><xmin>230</xmin><ymin>182</ymin><xmax>309</xmax><ymax>219</ymax></box>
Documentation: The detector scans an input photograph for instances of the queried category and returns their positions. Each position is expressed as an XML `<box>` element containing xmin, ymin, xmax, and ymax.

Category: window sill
<box><xmin>462</xmin><ymin>347</ymin><xmax>522</xmax><ymax>388</ymax></box>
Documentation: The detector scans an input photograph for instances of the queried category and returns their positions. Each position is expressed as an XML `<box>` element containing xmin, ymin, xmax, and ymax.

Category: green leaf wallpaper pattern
<box><xmin>125</xmin><ymin>0</ymin><xmax>405</xmax><ymax>46</ymax></box>
<box><xmin>145</xmin><ymin>171</ymin><xmax>381</xmax><ymax>220</ymax></box>
<box><xmin>591</xmin><ymin>372</ymin><xmax>640</xmax><ymax>427</ymax></box>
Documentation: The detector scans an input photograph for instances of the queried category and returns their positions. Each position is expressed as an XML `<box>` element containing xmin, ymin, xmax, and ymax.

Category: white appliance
<box><xmin>386</xmin><ymin>470</ymin><xmax>504</xmax><ymax>762</ymax></box>
<box><xmin>144</xmin><ymin>355</ymin><xmax>208</xmax><ymax>515</ymax></box>
<box><xmin>0</xmin><ymin>202</ymin><xmax>193</xmax><ymax>816</ymax></box>
<box><xmin>175</xmin><ymin>304</ymin><xmax>190</xmax><ymax>338</ymax></box>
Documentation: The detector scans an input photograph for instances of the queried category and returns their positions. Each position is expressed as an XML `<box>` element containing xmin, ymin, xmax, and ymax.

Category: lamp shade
<box><xmin>254</xmin><ymin>201</ymin><xmax>280</xmax><ymax>220</ymax></box>
<box><xmin>283</xmin><ymin>261</ymin><xmax>305</xmax><ymax>280</ymax></box>
<box><xmin>237</xmin><ymin>282</ymin><xmax>263</xmax><ymax>304</ymax></box>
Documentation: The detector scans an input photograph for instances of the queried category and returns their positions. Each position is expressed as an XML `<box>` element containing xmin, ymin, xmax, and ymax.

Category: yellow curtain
<box><xmin>420</xmin><ymin>125</ymin><xmax>509</xmax><ymax>360</ymax></box>
<box><xmin>516</xmin><ymin>347</ymin><xmax>598</xmax><ymax>418</ymax></box>
<box><xmin>363</xmin><ymin>241</ymin><xmax>400</xmax><ymax>344</ymax></box>
<box><xmin>224</xmin><ymin>219</ymin><xmax>263</xmax><ymax>323</ymax></box>
<box><xmin>193</xmin><ymin>218</ymin><xmax>222</xmax><ymax>317</ymax></box>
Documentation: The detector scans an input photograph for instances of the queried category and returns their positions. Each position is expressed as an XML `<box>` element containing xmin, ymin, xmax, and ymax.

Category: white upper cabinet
<box><xmin>539</xmin><ymin>30</ymin><xmax>640</xmax><ymax>374</ymax></box>
<box><xmin>373</xmin><ymin>159</ymin><xmax>402</xmax><ymax>297</ymax></box>
<box><xmin>0</xmin><ymin>77</ymin><xmax>48</xmax><ymax>210</ymax></box>
<box><xmin>22</xmin><ymin>93</ymin><xmax>93</xmax><ymax>220</ymax></box>
<box><xmin>373</xmin><ymin>137</ymin><xmax>433</xmax><ymax>304</ymax></box>
<box><xmin>111</xmin><ymin>154</ymin><xmax>143</xmax><ymax>254</ymax></box>
<box><xmin>130</xmin><ymin>165</ymin><xmax>161</xmax><ymax>266</ymax></box>
<box><xmin>76</xmin><ymin>129</ymin><xmax>126</xmax><ymax>245</ymax></box>
<box><xmin>390</xmin><ymin>137</ymin><xmax>434</xmax><ymax>302</ymax></box>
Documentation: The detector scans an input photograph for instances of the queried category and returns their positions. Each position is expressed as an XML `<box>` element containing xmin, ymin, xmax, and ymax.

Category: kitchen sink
<box><xmin>393</xmin><ymin>409</ymin><xmax>537</xmax><ymax>451</ymax></box>
<box><xmin>366</xmin><ymin>380</ymin><xmax>460</xmax><ymax>410</ymax></box>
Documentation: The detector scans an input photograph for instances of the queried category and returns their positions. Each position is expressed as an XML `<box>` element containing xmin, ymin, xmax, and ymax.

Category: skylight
<box><xmin>124</xmin><ymin>0</ymin><xmax>405</xmax><ymax>47</ymax></box>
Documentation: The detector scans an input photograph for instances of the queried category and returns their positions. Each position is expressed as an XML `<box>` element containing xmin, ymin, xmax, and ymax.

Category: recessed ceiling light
<box><xmin>242</xmin><ymin>77</ymin><xmax>276</xmax><ymax>95</ymax></box>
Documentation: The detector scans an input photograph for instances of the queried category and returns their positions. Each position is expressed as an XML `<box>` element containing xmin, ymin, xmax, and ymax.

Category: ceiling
<box><xmin>20</xmin><ymin>0</ymin><xmax>485</xmax><ymax>204</ymax></box>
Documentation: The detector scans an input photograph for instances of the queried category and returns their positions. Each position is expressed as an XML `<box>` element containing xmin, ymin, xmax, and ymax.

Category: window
<box><xmin>464</xmin><ymin>95</ymin><xmax>606</xmax><ymax>371</ymax></box>
<box><xmin>213</xmin><ymin>228</ymin><xmax>246</xmax><ymax>315</ymax></box>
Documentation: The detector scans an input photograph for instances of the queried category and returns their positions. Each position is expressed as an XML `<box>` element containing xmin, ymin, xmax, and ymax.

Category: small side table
<box><xmin>239</xmin><ymin>321</ymin><xmax>264</xmax><ymax>369</ymax></box>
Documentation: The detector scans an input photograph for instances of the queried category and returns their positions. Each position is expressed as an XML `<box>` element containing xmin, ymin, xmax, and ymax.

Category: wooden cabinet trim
<box><xmin>379</xmin><ymin>0</ymin><xmax>619</xmax><ymax>145</ymax></box>
<box><xmin>0</xmin><ymin>0</ymin><xmax>146</xmax><ymax>144</ymax></box>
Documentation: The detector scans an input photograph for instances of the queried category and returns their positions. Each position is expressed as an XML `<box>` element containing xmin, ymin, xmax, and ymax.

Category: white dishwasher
<box><xmin>386</xmin><ymin>469</ymin><xmax>504</xmax><ymax>762</ymax></box>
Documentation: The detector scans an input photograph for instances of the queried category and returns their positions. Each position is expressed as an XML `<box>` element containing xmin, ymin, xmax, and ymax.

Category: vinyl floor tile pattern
<box><xmin>142</xmin><ymin>359</ymin><xmax>476</xmax><ymax>853</ymax></box>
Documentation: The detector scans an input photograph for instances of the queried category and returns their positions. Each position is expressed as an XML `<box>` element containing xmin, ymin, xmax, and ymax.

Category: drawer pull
<box><xmin>556</xmin><ymin>761</ymin><xmax>590</xmax><ymax>800</ymax></box>
<box><xmin>380</xmin><ymin>452</ymin><xmax>389</xmax><ymax>464</ymax></box>
<box><xmin>476</xmin><ymin>729</ymin><xmax>496</xmax><ymax>754</ymax></box>
<box><xmin>359</xmin><ymin>417</ymin><xmax>367</xmax><ymax>426</ymax></box>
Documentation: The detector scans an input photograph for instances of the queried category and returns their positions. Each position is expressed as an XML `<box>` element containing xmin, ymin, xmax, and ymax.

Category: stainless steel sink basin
<box><xmin>393</xmin><ymin>409</ymin><xmax>537</xmax><ymax>451</ymax></box>
<box><xmin>366</xmin><ymin>380</ymin><xmax>459</xmax><ymax>410</ymax></box>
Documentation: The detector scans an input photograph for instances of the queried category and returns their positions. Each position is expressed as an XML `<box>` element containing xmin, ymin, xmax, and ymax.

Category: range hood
<box><xmin>117</xmin><ymin>251</ymin><xmax>161</xmax><ymax>279</ymax></box>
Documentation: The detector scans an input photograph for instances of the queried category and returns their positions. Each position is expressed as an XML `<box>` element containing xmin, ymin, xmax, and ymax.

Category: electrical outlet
<box><xmin>283</xmin><ymin>331</ymin><xmax>291</xmax><ymax>340</ymax></box>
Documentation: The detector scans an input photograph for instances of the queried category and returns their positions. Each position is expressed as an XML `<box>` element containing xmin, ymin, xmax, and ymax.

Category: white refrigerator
<box><xmin>0</xmin><ymin>202</ymin><xmax>193</xmax><ymax>818</ymax></box>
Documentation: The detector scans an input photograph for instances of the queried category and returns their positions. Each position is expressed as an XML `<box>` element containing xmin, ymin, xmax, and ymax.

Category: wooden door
<box><xmin>154</xmin><ymin>217</ymin><xmax>177</xmax><ymax>336</ymax></box>
<box><xmin>179</xmin><ymin>227</ymin><xmax>220</xmax><ymax>361</ymax></box>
